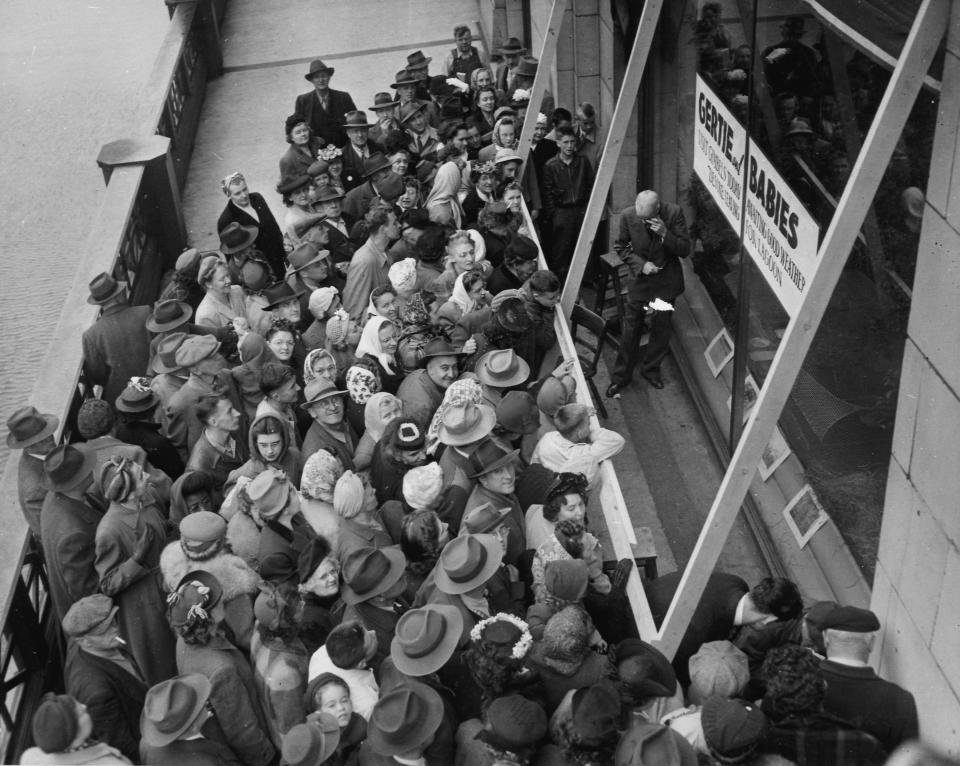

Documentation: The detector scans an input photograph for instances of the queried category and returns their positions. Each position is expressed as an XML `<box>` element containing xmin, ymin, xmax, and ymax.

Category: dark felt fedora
<box><xmin>42</xmin><ymin>444</ymin><xmax>96</xmax><ymax>492</ymax></box>
<box><xmin>312</xmin><ymin>183</ymin><xmax>346</xmax><ymax>203</ymax></box>
<box><xmin>6</xmin><ymin>406</ymin><xmax>58</xmax><ymax>449</ymax></box>
<box><xmin>152</xmin><ymin>332</ymin><xmax>189</xmax><ymax>374</ymax></box>
<box><xmin>370</xmin><ymin>92</ymin><xmax>400</xmax><ymax>110</ymax></box>
<box><xmin>219</xmin><ymin>222</ymin><xmax>258</xmax><ymax>254</ymax></box>
<box><xmin>418</xmin><ymin>337</ymin><xmax>465</xmax><ymax>364</ymax></box>
<box><xmin>467</xmin><ymin>438</ymin><xmax>520</xmax><ymax>479</ymax></box>
<box><xmin>435</xmin><ymin>533</ymin><xmax>503</xmax><ymax>595</ymax></box>
<box><xmin>363</xmin><ymin>153</ymin><xmax>393</xmax><ymax>178</ymax></box>
<box><xmin>282</xmin><ymin>715</ymin><xmax>341</xmax><ymax>766</ymax></box>
<box><xmin>499</xmin><ymin>37</ymin><xmax>526</xmax><ymax>54</ymax></box>
<box><xmin>146</xmin><ymin>300</ymin><xmax>192</xmax><ymax>332</ymax></box>
<box><xmin>390</xmin><ymin>604</ymin><xmax>463</xmax><ymax>676</ymax></box>
<box><xmin>87</xmin><ymin>272</ymin><xmax>126</xmax><ymax>305</ymax></box>
<box><xmin>276</xmin><ymin>174</ymin><xmax>313</xmax><ymax>195</ymax></box>
<box><xmin>263</xmin><ymin>282</ymin><xmax>306</xmax><ymax>310</ymax></box>
<box><xmin>390</xmin><ymin>69</ymin><xmax>420</xmax><ymax>89</ymax></box>
<box><xmin>343</xmin><ymin>110</ymin><xmax>374</xmax><ymax>129</ymax></box>
<box><xmin>406</xmin><ymin>50</ymin><xmax>433</xmax><ymax>69</ymax></box>
<box><xmin>305</xmin><ymin>59</ymin><xmax>335</xmax><ymax>80</ymax></box>
<box><xmin>340</xmin><ymin>545</ymin><xmax>407</xmax><ymax>605</ymax></box>
<box><xmin>398</xmin><ymin>101</ymin><xmax>427</xmax><ymax>125</ymax></box>
<box><xmin>367</xmin><ymin>681</ymin><xmax>444</xmax><ymax>756</ymax></box>
<box><xmin>515</xmin><ymin>55</ymin><xmax>539</xmax><ymax>79</ymax></box>
<box><xmin>140</xmin><ymin>674</ymin><xmax>212</xmax><ymax>747</ymax></box>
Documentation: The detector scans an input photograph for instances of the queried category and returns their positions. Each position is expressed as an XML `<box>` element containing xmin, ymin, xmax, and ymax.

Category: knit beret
<box><xmin>32</xmin><ymin>694</ymin><xmax>79</xmax><ymax>753</ymax></box>
<box><xmin>402</xmin><ymin>462</ymin><xmax>444</xmax><ymax>510</ymax></box>
<box><xmin>76</xmin><ymin>398</ymin><xmax>115</xmax><ymax>440</ymax></box>
<box><xmin>700</xmin><ymin>697</ymin><xmax>767</xmax><ymax>759</ymax></box>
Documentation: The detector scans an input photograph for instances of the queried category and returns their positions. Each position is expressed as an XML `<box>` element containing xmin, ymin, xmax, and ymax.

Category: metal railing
<box><xmin>0</xmin><ymin>1</ymin><xmax>223</xmax><ymax>759</ymax></box>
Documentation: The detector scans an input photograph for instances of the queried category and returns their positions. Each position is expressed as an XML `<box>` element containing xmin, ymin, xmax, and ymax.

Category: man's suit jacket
<box><xmin>65</xmin><ymin>642</ymin><xmax>147</xmax><ymax>763</ymax></box>
<box><xmin>339</xmin><ymin>139</ymin><xmax>383</xmax><ymax>192</ymax></box>
<box><xmin>342</xmin><ymin>180</ymin><xmax>380</xmax><ymax>224</ymax></box>
<box><xmin>616</xmin><ymin>201</ymin><xmax>691</xmax><ymax>303</ymax></box>
<box><xmin>819</xmin><ymin>659</ymin><xmax>919</xmax><ymax>754</ymax></box>
<box><xmin>294</xmin><ymin>88</ymin><xmax>357</xmax><ymax>147</ymax></box>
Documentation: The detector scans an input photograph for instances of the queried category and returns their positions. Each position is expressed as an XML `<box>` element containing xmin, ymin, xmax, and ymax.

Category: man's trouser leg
<box><xmin>610</xmin><ymin>287</ymin><xmax>647</xmax><ymax>386</ymax></box>
<box><xmin>548</xmin><ymin>207</ymin><xmax>585</xmax><ymax>278</ymax></box>
<box><xmin>641</xmin><ymin>310</ymin><xmax>674</xmax><ymax>373</ymax></box>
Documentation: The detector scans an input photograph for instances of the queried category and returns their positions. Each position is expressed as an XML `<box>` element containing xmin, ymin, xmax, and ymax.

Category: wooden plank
<box><xmin>518</xmin><ymin>193</ymin><xmax>657</xmax><ymax>638</ymax></box>
<box><xmin>515</xmin><ymin>0</ymin><xmax>568</xmax><ymax>161</ymax></box>
<box><xmin>655</xmin><ymin>0</ymin><xmax>949</xmax><ymax>659</ymax></box>
<box><xmin>558</xmin><ymin>0</ymin><xmax>666</xmax><ymax>319</ymax></box>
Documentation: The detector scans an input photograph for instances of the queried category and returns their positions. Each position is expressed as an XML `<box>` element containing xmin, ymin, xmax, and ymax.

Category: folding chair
<box><xmin>570</xmin><ymin>303</ymin><xmax>609</xmax><ymax>419</ymax></box>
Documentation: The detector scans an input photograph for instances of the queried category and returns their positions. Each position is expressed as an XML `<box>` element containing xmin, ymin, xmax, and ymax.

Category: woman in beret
<box><xmin>279</xmin><ymin>114</ymin><xmax>325</xmax><ymax>179</ymax></box>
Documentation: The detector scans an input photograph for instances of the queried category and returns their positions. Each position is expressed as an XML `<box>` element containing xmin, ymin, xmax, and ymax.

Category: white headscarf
<box><xmin>424</xmin><ymin>162</ymin><xmax>463</xmax><ymax>227</ymax></box>
<box><xmin>450</xmin><ymin>272</ymin><xmax>477</xmax><ymax>317</ymax></box>
<box><xmin>388</xmin><ymin>258</ymin><xmax>418</xmax><ymax>295</ymax></box>
<box><xmin>355</xmin><ymin>315</ymin><xmax>397</xmax><ymax>375</ymax></box>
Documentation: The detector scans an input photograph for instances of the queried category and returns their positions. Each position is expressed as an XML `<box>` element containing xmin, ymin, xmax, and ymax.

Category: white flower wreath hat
<box><xmin>470</xmin><ymin>612</ymin><xmax>533</xmax><ymax>660</ymax></box>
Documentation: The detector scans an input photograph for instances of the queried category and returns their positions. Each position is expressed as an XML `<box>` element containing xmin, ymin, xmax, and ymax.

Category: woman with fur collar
<box><xmin>160</xmin><ymin>510</ymin><xmax>260</xmax><ymax>652</ymax></box>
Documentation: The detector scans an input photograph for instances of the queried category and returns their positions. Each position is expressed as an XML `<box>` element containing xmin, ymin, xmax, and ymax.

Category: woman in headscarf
<box><xmin>441</xmin><ymin>270</ymin><xmax>489</xmax><ymax>324</ymax></box>
<box><xmin>354</xmin><ymin>315</ymin><xmax>403</xmax><ymax>394</ymax></box>
<box><xmin>302</xmin><ymin>286</ymin><xmax>341</xmax><ymax>351</ymax></box>
<box><xmin>354</xmin><ymin>392</ymin><xmax>403</xmax><ymax>471</ymax></box>
<box><xmin>388</xmin><ymin>257</ymin><xmax>418</xmax><ymax>317</ymax></box>
<box><xmin>299</xmin><ymin>449</ymin><xmax>344</xmax><ymax>547</ymax></box>
<box><xmin>303</xmin><ymin>348</ymin><xmax>338</xmax><ymax>387</ymax></box>
<box><xmin>279</xmin><ymin>114</ymin><xmax>325</xmax><ymax>179</ymax></box>
<box><xmin>425</xmin><ymin>161</ymin><xmax>464</xmax><ymax>227</ymax></box>
<box><xmin>364</xmin><ymin>284</ymin><xmax>400</xmax><ymax>325</ymax></box>
<box><xmin>343</xmin><ymin>363</ymin><xmax>382</xmax><ymax>437</ymax></box>
<box><xmin>324</xmin><ymin>308</ymin><xmax>361</xmax><ymax>373</ymax></box>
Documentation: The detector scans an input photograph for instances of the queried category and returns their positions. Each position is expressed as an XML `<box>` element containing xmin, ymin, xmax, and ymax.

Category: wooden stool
<box><xmin>594</xmin><ymin>252</ymin><xmax>628</xmax><ymax>344</ymax></box>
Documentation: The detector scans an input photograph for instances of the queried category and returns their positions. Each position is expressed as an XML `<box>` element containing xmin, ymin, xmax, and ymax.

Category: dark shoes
<box><xmin>641</xmin><ymin>369</ymin><xmax>664</xmax><ymax>389</ymax></box>
<box><xmin>605</xmin><ymin>383</ymin><xmax>623</xmax><ymax>398</ymax></box>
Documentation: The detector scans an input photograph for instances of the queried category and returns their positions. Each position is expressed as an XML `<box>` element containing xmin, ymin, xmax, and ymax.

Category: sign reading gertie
<box><xmin>693</xmin><ymin>75</ymin><xmax>820</xmax><ymax>317</ymax></box>
<box><xmin>694</xmin><ymin>76</ymin><xmax>746</xmax><ymax>232</ymax></box>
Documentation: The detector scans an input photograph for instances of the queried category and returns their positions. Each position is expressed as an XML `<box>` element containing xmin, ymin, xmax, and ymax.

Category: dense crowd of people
<box><xmin>5</xmin><ymin>16</ymin><xmax>926</xmax><ymax>766</ymax></box>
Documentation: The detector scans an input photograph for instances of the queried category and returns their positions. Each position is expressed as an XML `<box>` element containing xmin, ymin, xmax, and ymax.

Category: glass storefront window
<box><xmin>684</xmin><ymin>3</ymin><xmax>937</xmax><ymax>582</ymax></box>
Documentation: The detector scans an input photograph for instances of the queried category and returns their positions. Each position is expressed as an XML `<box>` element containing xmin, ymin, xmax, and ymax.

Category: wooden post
<box><xmin>558</xmin><ymin>0</ymin><xmax>666</xmax><ymax>319</ymax></box>
<box><xmin>515</xmin><ymin>0</ymin><xmax>568</xmax><ymax>161</ymax></box>
<box><xmin>654</xmin><ymin>0</ymin><xmax>949</xmax><ymax>659</ymax></box>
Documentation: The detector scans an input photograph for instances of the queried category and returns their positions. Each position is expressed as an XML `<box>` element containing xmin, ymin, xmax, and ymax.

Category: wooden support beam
<box><xmin>654</xmin><ymin>0</ymin><xmax>949</xmax><ymax>659</ymax></box>
<box><xmin>516</xmin><ymin>0</ymin><xmax>568</xmax><ymax>162</ymax></box>
<box><xmin>558</xmin><ymin>0</ymin><xmax>666</xmax><ymax>319</ymax></box>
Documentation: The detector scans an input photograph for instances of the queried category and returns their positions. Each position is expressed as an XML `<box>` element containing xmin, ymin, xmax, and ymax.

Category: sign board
<box><xmin>694</xmin><ymin>75</ymin><xmax>821</xmax><ymax>317</ymax></box>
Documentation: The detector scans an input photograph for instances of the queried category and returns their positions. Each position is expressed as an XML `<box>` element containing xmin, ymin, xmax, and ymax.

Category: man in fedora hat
<box><xmin>463</xmin><ymin>438</ymin><xmax>526</xmax><ymax>567</ymax></box>
<box><xmin>341</xmin><ymin>154</ymin><xmax>402</xmax><ymax>224</ymax></box>
<box><xmin>248</xmin><ymin>467</ymin><xmax>315</xmax><ymax>585</ymax></box>
<box><xmin>294</xmin><ymin>59</ymin><xmax>357</xmax><ymax>147</ymax></box>
<box><xmin>396</xmin><ymin>338</ymin><xmax>466</xmax><ymax>425</ymax></box>
<box><xmin>433</xmin><ymin>400</ymin><xmax>497</xmax><ymax>531</ymax></box>
<box><xmin>285</xmin><ymin>242</ymin><xmax>341</xmax><ymax>332</ymax></box>
<box><xmin>337</xmin><ymin>546</ymin><xmax>409</xmax><ymax>672</ymax></box>
<box><xmin>474</xmin><ymin>348</ymin><xmax>531</xmax><ymax>407</ymax></box>
<box><xmin>139</xmin><ymin>674</ymin><xmax>241</xmax><ymax>764</ymax></box>
<box><xmin>82</xmin><ymin>271</ymin><xmax>153</xmax><ymax>406</ymax></box>
<box><xmin>262</xmin><ymin>282</ymin><xmax>306</xmax><ymax>328</ymax></box>
<box><xmin>39</xmin><ymin>444</ymin><xmax>103</xmax><ymax>622</ymax></box>
<box><xmin>400</xmin><ymin>100</ymin><xmax>440</xmax><ymax>164</ymax></box>
<box><xmin>62</xmin><ymin>594</ymin><xmax>147</xmax><ymax>762</ymax></box>
<box><xmin>164</xmin><ymin>334</ymin><xmax>242</xmax><ymax>460</ymax></box>
<box><xmin>368</xmin><ymin>92</ymin><xmax>401</xmax><ymax>146</ymax></box>
<box><xmin>340</xmin><ymin>111</ymin><xmax>383</xmax><ymax>192</ymax></box>
<box><xmin>281</xmin><ymin>715</ymin><xmax>341</xmax><ymax>766</ymax></box>
<box><xmin>218</xmin><ymin>171</ymin><xmax>288</xmax><ymax>282</ymax></box>
<box><xmin>391</xmin><ymin>68</ymin><xmax>440</xmax><ymax>130</ymax></box>
<box><xmin>312</xmin><ymin>183</ymin><xmax>356</xmax><ymax>262</ymax></box>
<box><xmin>6</xmin><ymin>405</ymin><xmax>59</xmax><ymax>538</ymax></box>
<box><xmin>219</xmin><ymin>221</ymin><xmax>261</xmax><ymax>279</ymax></box>
<box><xmin>300</xmin><ymin>377</ymin><xmax>357</xmax><ymax>470</ymax></box>
<box><xmin>113</xmin><ymin>381</ymin><xmax>184</xmax><ymax>480</ymax></box>
<box><xmin>761</xmin><ymin>14</ymin><xmax>821</xmax><ymax>101</ymax></box>
<box><xmin>496</xmin><ymin>37</ymin><xmax>527</xmax><ymax>93</ymax></box>
<box><xmin>145</xmin><ymin>299</ymin><xmax>229</xmax><ymax>372</ymax></box>
<box><xmin>359</xmin><ymin>681</ymin><xmax>446</xmax><ymax>764</ymax></box>
<box><xmin>413</xmin><ymin>532</ymin><xmax>504</xmax><ymax>646</ymax></box>
<box><xmin>341</xmin><ymin>203</ymin><xmax>400</xmax><ymax>322</ymax></box>
<box><xmin>148</xmin><ymin>331</ymin><xmax>190</xmax><ymax>424</ymax></box>
<box><xmin>507</xmin><ymin>55</ymin><xmax>555</xmax><ymax>118</ymax></box>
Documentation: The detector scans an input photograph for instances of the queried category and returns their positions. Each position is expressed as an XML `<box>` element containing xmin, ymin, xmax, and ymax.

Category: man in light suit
<box><xmin>294</xmin><ymin>59</ymin><xmax>357</xmax><ymax>148</ymax></box>
<box><xmin>606</xmin><ymin>190</ymin><xmax>690</xmax><ymax>393</ymax></box>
